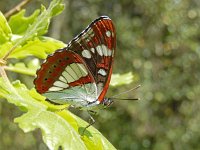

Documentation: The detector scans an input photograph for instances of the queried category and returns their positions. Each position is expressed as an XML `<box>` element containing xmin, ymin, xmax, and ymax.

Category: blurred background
<box><xmin>1</xmin><ymin>0</ymin><xmax>200</xmax><ymax>149</ymax></box>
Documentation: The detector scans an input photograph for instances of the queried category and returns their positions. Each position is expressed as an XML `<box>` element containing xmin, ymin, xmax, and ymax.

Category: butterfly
<box><xmin>34</xmin><ymin>16</ymin><xmax>116</xmax><ymax>111</ymax></box>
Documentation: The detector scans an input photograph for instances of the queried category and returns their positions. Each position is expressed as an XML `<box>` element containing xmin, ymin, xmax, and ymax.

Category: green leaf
<box><xmin>0</xmin><ymin>78</ymin><xmax>85</xmax><ymax>149</ymax></box>
<box><xmin>0</xmin><ymin>0</ymin><xmax>65</xmax><ymax>60</ymax></box>
<box><xmin>0</xmin><ymin>78</ymin><xmax>116</xmax><ymax>149</ymax></box>
<box><xmin>50</xmin><ymin>1</ymin><xmax>65</xmax><ymax>17</ymax></box>
<box><xmin>0</xmin><ymin>0</ymin><xmax>116</xmax><ymax>148</ymax></box>
<box><xmin>0</xmin><ymin>37</ymin><xmax>65</xmax><ymax>59</ymax></box>
<box><xmin>110</xmin><ymin>72</ymin><xmax>134</xmax><ymax>86</ymax></box>
<box><xmin>8</xmin><ymin>9</ymin><xmax>40</xmax><ymax>35</ymax></box>
<box><xmin>9</xmin><ymin>37</ymin><xmax>65</xmax><ymax>59</ymax></box>
<box><xmin>0</xmin><ymin>42</ymin><xmax>13</xmax><ymax>58</ymax></box>
<box><xmin>0</xmin><ymin>11</ymin><xmax>11</xmax><ymax>44</ymax></box>
<box><xmin>10</xmin><ymin>0</ymin><xmax>64</xmax><ymax>47</ymax></box>
<box><xmin>15</xmin><ymin>108</ymin><xmax>87</xmax><ymax>150</ymax></box>
<box><xmin>5</xmin><ymin>59</ymin><xmax>39</xmax><ymax>76</ymax></box>
<box><xmin>32</xmin><ymin>0</ymin><xmax>64</xmax><ymax>36</ymax></box>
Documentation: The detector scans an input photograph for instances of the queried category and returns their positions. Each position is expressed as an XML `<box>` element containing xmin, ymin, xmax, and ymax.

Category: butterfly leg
<box><xmin>81</xmin><ymin>111</ymin><xmax>96</xmax><ymax>136</ymax></box>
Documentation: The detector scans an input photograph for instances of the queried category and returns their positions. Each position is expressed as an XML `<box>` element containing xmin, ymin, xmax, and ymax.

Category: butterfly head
<box><xmin>101</xmin><ymin>98</ymin><xmax>113</xmax><ymax>108</ymax></box>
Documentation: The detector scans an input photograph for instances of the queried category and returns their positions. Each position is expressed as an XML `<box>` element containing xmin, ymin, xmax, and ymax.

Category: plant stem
<box><xmin>4</xmin><ymin>0</ymin><xmax>32</xmax><ymax>19</ymax></box>
<box><xmin>0</xmin><ymin>66</ymin><xmax>9</xmax><ymax>85</ymax></box>
<box><xmin>2</xmin><ymin>45</ymin><xmax>17</xmax><ymax>61</ymax></box>
<box><xmin>2</xmin><ymin>0</ymin><xmax>33</xmax><ymax>61</ymax></box>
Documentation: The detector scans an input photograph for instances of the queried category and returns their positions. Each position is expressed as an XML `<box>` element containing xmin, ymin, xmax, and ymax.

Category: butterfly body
<box><xmin>34</xmin><ymin>16</ymin><xmax>116</xmax><ymax>110</ymax></box>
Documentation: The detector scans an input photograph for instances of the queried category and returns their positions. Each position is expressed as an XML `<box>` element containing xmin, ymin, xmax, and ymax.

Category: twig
<box><xmin>0</xmin><ymin>66</ymin><xmax>9</xmax><ymax>84</ymax></box>
<box><xmin>2</xmin><ymin>45</ymin><xmax>17</xmax><ymax>61</ymax></box>
<box><xmin>2</xmin><ymin>0</ymin><xmax>32</xmax><ymax>63</ymax></box>
<box><xmin>4</xmin><ymin>0</ymin><xmax>32</xmax><ymax>18</ymax></box>
<box><xmin>0</xmin><ymin>59</ymin><xmax>7</xmax><ymax>66</ymax></box>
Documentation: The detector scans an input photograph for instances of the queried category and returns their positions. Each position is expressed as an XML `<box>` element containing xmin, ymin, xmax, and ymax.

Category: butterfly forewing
<box><xmin>34</xmin><ymin>50</ymin><xmax>96</xmax><ymax>91</ymax></box>
<box><xmin>67</xmin><ymin>16</ymin><xmax>116</xmax><ymax>102</ymax></box>
<box><xmin>34</xmin><ymin>16</ymin><xmax>116</xmax><ymax>108</ymax></box>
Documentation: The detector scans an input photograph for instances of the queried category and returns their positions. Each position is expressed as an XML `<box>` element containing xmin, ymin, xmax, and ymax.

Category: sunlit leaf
<box><xmin>0</xmin><ymin>78</ymin><xmax>116</xmax><ymax>150</ymax></box>
<box><xmin>8</xmin><ymin>9</ymin><xmax>40</xmax><ymax>35</ymax></box>
<box><xmin>0</xmin><ymin>0</ymin><xmax>117</xmax><ymax>149</ymax></box>
<box><xmin>50</xmin><ymin>1</ymin><xmax>65</xmax><ymax>16</ymax></box>
<box><xmin>15</xmin><ymin>108</ymin><xmax>87</xmax><ymax>150</ymax></box>
<box><xmin>5</xmin><ymin>59</ymin><xmax>39</xmax><ymax>76</ymax></box>
<box><xmin>9</xmin><ymin>37</ymin><xmax>65</xmax><ymax>59</ymax></box>
<box><xmin>0</xmin><ymin>11</ymin><xmax>11</xmax><ymax>44</ymax></box>
<box><xmin>0</xmin><ymin>78</ymin><xmax>85</xmax><ymax>149</ymax></box>
<box><xmin>9</xmin><ymin>0</ymin><xmax>64</xmax><ymax>47</ymax></box>
<box><xmin>110</xmin><ymin>72</ymin><xmax>134</xmax><ymax>86</ymax></box>
<box><xmin>0</xmin><ymin>42</ymin><xmax>13</xmax><ymax>58</ymax></box>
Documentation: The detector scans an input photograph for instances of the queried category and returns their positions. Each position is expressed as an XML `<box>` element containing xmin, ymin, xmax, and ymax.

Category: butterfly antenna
<box><xmin>110</xmin><ymin>97</ymin><xmax>140</xmax><ymax>100</ymax></box>
<box><xmin>109</xmin><ymin>85</ymin><xmax>141</xmax><ymax>100</ymax></box>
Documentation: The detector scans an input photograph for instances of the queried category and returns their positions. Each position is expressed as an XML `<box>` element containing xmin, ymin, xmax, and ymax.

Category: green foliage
<box><xmin>110</xmin><ymin>72</ymin><xmax>135</xmax><ymax>86</ymax></box>
<box><xmin>0</xmin><ymin>12</ymin><xmax>11</xmax><ymax>44</ymax></box>
<box><xmin>2</xmin><ymin>0</ymin><xmax>199</xmax><ymax>149</ymax></box>
<box><xmin>0</xmin><ymin>0</ymin><xmax>65</xmax><ymax>59</ymax></box>
<box><xmin>0</xmin><ymin>79</ymin><xmax>115</xmax><ymax>150</ymax></box>
<box><xmin>5</xmin><ymin>59</ymin><xmax>39</xmax><ymax>76</ymax></box>
<box><xmin>0</xmin><ymin>0</ymin><xmax>119</xmax><ymax>149</ymax></box>
<box><xmin>9</xmin><ymin>37</ymin><xmax>65</xmax><ymax>59</ymax></box>
<box><xmin>52</xmin><ymin>0</ymin><xmax>199</xmax><ymax>149</ymax></box>
<box><xmin>8</xmin><ymin>9</ymin><xmax>40</xmax><ymax>35</ymax></box>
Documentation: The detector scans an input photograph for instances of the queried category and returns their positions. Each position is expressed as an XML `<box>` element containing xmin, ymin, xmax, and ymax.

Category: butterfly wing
<box><xmin>67</xmin><ymin>16</ymin><xmax>116</xmax><ymax>102</ymax></box>
<box><xmin>34</xmin><ymin>16</ymin><xmax>116</xmax><ymax>107</ymax></box>
<box><xmin>34</xmin><ymin>49</ymin><xmax>98</xmax><ymax>107</ymax></box>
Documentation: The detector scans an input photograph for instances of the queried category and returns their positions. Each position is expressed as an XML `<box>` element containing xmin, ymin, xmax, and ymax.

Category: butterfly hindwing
<box><xmin>34</xmin><ymin>49</ymin><xmax>95</xmax><ymax>92</ymax></box>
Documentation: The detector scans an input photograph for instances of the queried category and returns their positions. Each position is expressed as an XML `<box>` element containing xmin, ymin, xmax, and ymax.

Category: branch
<box><xmin>4</xmin><ymin>0</ymin><xmax>32</xmax><ymax>19</ymax></box>
<box><xmin>0</xmin><ymin>66</ymin><xmax>9</xmax><ymax>85</ymax></box>
<box><xmin>2</xmin><ymin>45</ymin><xmax>17</xmax><ymax>61</ymax></box>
